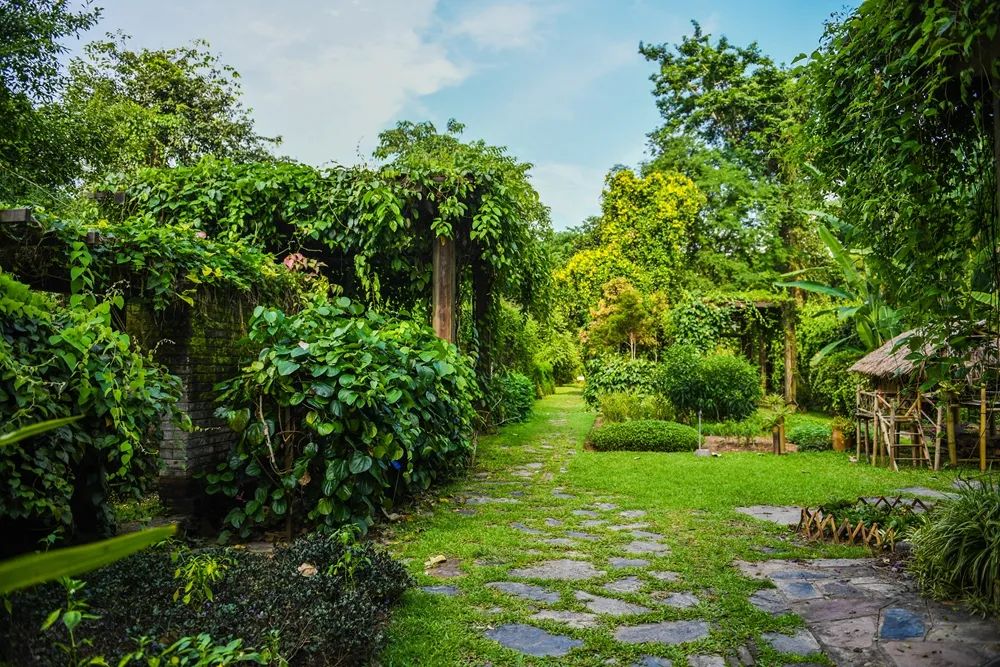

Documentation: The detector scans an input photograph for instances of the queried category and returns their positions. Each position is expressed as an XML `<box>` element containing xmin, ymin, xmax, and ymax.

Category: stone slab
<box><xmin>485</xmin><ymin>623</ymin><xmax>583</xmax><ymax>657</ymax></box>
<box><xmin>572</xmin><ymin>509</ymin><xmax>600</xmax><ymax>518</ymax></box>
<box><xmin>625</xmin><ymin>540</ymin><xmax>670</xmax><ymax>555</ymax></box>
<box><xmin>656</xmin><ymin>592</ymin><xmax>699</xmax><ymax>609</ymax></box>
<box><xmin>531</xmin><ymin>609</ymin><xmax>599</xmax><ymax>629</ymax></box>
<box><xmin>812</xmin><ymin>615</ymin><xmax>876</xmax><ymax>649</ymax></box>
<box><xmin>421</xmin><ymin>585</ymin><xmax>459</xmax><ymax>596</ymax></box>
<box><xmin>614</xmin><ymin>620</ymin><xmax>711</xmax><ymax>645</ymax></box>
<box><xmin>510</xmin><ymin>522</ymin><xmax>542</xmax><ymax>535</ymax></box>
<box><xmin>604</xmin><ymin>576</ymin><xmax>645</xmax><ymax>593</ymax></box>
<box><xmin>761</xmin><ymin>629</ymin><xmax>821</xmax><ymax>655</ymax></box>
<box><xmin>620</xmin><ymin>509</ymin><xmax>648</xmax><ymax>519</ymax></box>
<box><xmin>735</xmin><ymin>505</ymin><xmax>801</xmax><ymax>526</ymax></box>
<box><xmin>510</xmin><ymin>559</ymin><xmax>606</xmax><ymax>581</ymax></box>
<box><xmin>648</xmin><ymin>570</ymin><xmax>681</xmax><ymax>582</ymax></box>
<box><xmin>487</xmin><ymin>581</ymin><xmax>561</xmax><ymax>603</ymax></box>
<box><xmin>749</xmin><ymin>588</ymin><xmax>790</xmax><ymax>615</ymax></box>
<box><xmin>688</xmin><ymin>657</ymin><xmax>725</xmax><ymax>667</ymax></box>
<box><xmin>609</xmin><ymin>557</ymin><xmax>651</xmax><ymax>568</ymax></box>
<box><xmin>632</xmin><ymin>657</ymin><xmax>673</xmax><ymax>667</ymax></box>
<box><xmin>575</xmin><ymin>590</ymin><xmax>651</xmax><ymax>616</ymax></box>
<box><xmin>879</xmin><ymin>607</ymin><xmax>926</xmax><ymax>640</ymax></box>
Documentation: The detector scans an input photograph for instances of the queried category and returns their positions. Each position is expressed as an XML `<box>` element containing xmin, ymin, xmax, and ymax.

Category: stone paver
<box><xmin>572</xmin><ymin>509</ymin><xmax>600</xmax><ymax>518</ymax></box>
<box><xmin>595</xmin><ymin>502</ymin><xmax>619</xmax><ymax>511</ymax></box>
<box><xmin>485</xmin><ymin>623</ymin><xmax>583</xmax><ymax>657</ymax></box>
<box><xmin>545</xmin><ymin>518</ymin><xmax>564</xmax><ymax>527</ymax></box>
<box><xmin>648</xmin><ymin>570</ymin><xmax>681</xmax><ymax>582</ymax></box>
<box><xmin>581</xmin><ymin>519</ymin><xmax>607</xmax><ymax>527</ymax></box>
<box><xmin>624</xmin><ymin>540</ymin><xmax>670</xmax><ymax>555</ymax></box>
<box><xmin>894</xmin><ymin>486</ymin><xmax>957</xmax><ymax>499</ymax></box>
<box><xmin>734</xmin><ymin>505</ymin><xmax>801</xmax><ymax>526</ymax></box>
<box><xmin>879</xmin><ymin>607</ymin><xmax>925</xmax><ymax>639</ymax></box>
<box><xmin>620</xmin><ymin>509</ymin><xmax>648</xmax><ymax>519</ymax></box>
<box><xmin>510</xmin><ymin>559</ymin><xmax>606</xmax><ymax>581</ymax></box>
<box><xmin>531</xmin><ymin>609</ymin><xmax>599</xmax><ymax>629</ymax></box>
<box><xmin>575</xmin><ymin>590</ymin><xmax>651</xmax><ymax>616</ymax></box>
<box><xmin>688</xmin><ymin>657</ymin><xmax>725</xmax><ymax>667</ymax></box>
<box><xmin>487</xmin><ymin>581</ymin><xmax>561</xmax><ymax>603</ymax></box>
<box><xmin>614</xmin><ymin>620</ymin><xmax>711</xmax><ymax>645</ymax></box>
<box><xmin>761</xmin><ymin>629</ymin><xmax>821</xmax><ymax>655</ymax></box>
<box><xmin>566</xmin><ymin>530</ymin><xmax>600</xmax><ymax>540</ymax></box>
<box><xmin>542</xmin><ymin>537</ymin><xmax>578</xmax><ymax>547</ymax></box>
<box><xmin>609</xmin><ymin>522</ymin><xmax>650</xmax><ymax>531</ymax></box>
<box><xmin>510</xmin><ymin>522</ymin><xmax>542</xmax><ymax>535</ymax></box>
<box><xmin>604</xmin><ymin>576</ymin><xmax>645</xmax><ymax>593</ymax></box>
<box><xmin>655</xmin><ymin>592</ymin><xmax>699</xmax><ymax>609</ymax></box>
<box><xmin>609</xmin><ymin>557</ymin><xmax>650</xmax><ymax>568</ymax></box>
<box><xmin>420</xmin><ymin>584</ymin><xmax>459</xmax><ymax>596</ymax></box>
<box><xmin>632</xmin><ymin>657</ymin><xmax>672</xmax><ymax>667</ymax></box>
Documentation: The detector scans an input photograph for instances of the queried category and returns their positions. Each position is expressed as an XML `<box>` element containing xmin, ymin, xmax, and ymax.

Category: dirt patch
<box><xmin>703</xmin><ymin>435</ymin><xmax>799</xmax><ymax>454</ymax></box>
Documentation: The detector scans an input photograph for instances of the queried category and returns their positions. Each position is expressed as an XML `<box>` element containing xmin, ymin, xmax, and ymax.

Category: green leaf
<box><xmin>349</xmin><ymin>451</ymin><xmax>372</xmax><ymax>474</ymax></box>
<box><xmin>0</xmin><ymin>416</ymin><xmax>83</xmax><ymax>448</ymax></box>
<box><xmin>774</xmin><ymin>280</ymin><xmax>852</xmax><ymax>300</ymax></box>
<box><xmin>0</xmin><ymin>526</ymin><xmax>176</xmax><ymax>595</ymax></box>
<box><xmin>275</xmin><ymin>360</ymin><xmax>301</xmax><ymax>376</ymax></box>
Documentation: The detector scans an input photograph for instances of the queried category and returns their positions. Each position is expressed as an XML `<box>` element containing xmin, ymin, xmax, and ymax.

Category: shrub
<box><xmin>583</xmin><ymin>355</ymin><xmax>659</xmax><ymax>407</ymax></box>
<box><xmin>530</xmin><ymin>357</ymin><xmax>556</xmax><ymax>397</ymax></box>
<box><xmin>541</xmin><ymin>330</ymin><xmax>582</xmax><ymax>384</ymax></box>
<box><xmin>2</xmin><ymin>532</ymin><xmax>412</xmax><ymax>665</ymax></box>
<box><xmin>598</xmin><ymin>392</ymin><xmax>674</xmax><ymax>424</ymax></box>
<box><xmin>810</xmin><ymin>349</ymin><xmax>864</xmax><ymax>415</ymax></box>
<box><xmin>910</xmin><ymin>477</ymin><xmax>1000</xmax><ymax>616</ymax></box>
<box><xmin>0</xmin><ymin>273</ymin><xmax>181</xmax><ymax>547</ymax></box>
<box><xmin>787</xmin><ymin>423</ymin><xmax>833</xmax><ymax>451</ymax></box>
<box><xmin>590</xmin><ymin>420</ymin><xmax>699</xmax><ymax>452</ymax></box>
<box><xmin>658</xmin><ymin>346</ymin><xmax>761</xmax><ymax>421</ymax></box>
<box><xmin>702</xmin><ymin>414</ymin><xmax>765</xmax><ymax>447</ymax></box>
<box><xmin>207</xmin><ymin>299</ymin><xmax>477</xmax><ymax>537</ymax></box>
<box><xmin>487</xmin><ymin>372</ymin><xmax>536</xmax><ymax>425</ymax></box>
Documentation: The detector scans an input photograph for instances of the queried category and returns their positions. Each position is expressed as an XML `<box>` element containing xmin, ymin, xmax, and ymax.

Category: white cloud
<box><xmin>452</xmin><ymin>3</ymin><xmax>544</xmax><ymax>51</ymax></box>
<box><xmin>223</xmin><ymin>0</ymin><xmax>470</xmax><ymax>165</ymax></box>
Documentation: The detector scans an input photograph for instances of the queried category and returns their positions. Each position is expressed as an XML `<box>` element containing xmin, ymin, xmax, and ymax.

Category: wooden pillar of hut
<box><xmin>980</xmin><ymin>385</ymin><xmax>988</xmax><ymax>472</ymax></box>
<box><xmin>782</xmin><ymin>303</ymin><xmax>797</xmax><ymax>404</ymax></box>
<box><xmin>946</xmin><ymin>399</ymin><xmax>958</xmax><ymax>467</ymax></box>
<box><xmin>933</xmin><ymin>405</ymin><xmax>943</xmax><ymax>471</ymax></box>
<box><xmin>432</xmin><ymin>235</ymin><xmax>457</xmax><ymax>343</ymax></box>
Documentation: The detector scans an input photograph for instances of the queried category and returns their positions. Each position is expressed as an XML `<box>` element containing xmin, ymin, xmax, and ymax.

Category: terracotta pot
<box><xmin>832</xmin><ymin>427</ymin><xmax>846</xmax><ymax>452</ymax></box>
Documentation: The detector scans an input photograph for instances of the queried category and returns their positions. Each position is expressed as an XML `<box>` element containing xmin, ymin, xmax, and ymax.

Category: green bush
<box><xmin>540</xmin><ymin>330</ymin><xmax>582</xmax><ymax>384</ymax></box>
<box><xmin>583</xmin><ymin>355</ymin><xmax>659</xmax><ymax>407</ymax></box>
<box><xmin>598</xmin><ymin>392</ymin><xmax>674</xmax><ymax>423</ymax></box>
<box><xmin>487</xmin><ymin>371</ymin><xmax>536</xmax><ymax>425</ymax></box>
<box><xmin>658</xmin><ymin>346</ymin><xmax>761</xmax><ymax>421</ymax></box>
<box><xmin>910</xmin><ymin>477</ymin><xmax>1000</xmax><ymax>616</ymax></box>
<box><xmin>702</xmin><ymin>414</ymin><xmax>766</xmax><ymax>446</ymax></box>
<box><xmin>207</xmin><ymin>299</ymin><xmax>477</xmax><ymax>537</ymax></box>
<box><xmin>787</xmin><ymin>423</ymin><xmax>833</xmax><ymax>451</ymax></box>
<box><xmin>2</xmin><ymin>532</ymin><xmax>412</xmax><ymax>665</ymax></box>
<box><xmin>530</xmin><ymin>357</ymin><xmax>556</xmax><ymax>397</ymax></box>
<box><xmin>0</xmin><ymin>273</ymin><xmax>181</xmax><ymax>547</ymax></box>
<box><xmin>590</xmin><ymin>420</ymin><xmax>699</xmax><ymax>452</ymax></box>
<box><xmin>810</xmin><ymin>349</ymin><xmax>864</xmax><ymax>415</ymax></box>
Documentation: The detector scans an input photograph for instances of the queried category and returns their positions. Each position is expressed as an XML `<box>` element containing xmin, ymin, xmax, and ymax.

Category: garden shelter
<box><xmin>851</xmin><ymin>329</ymin><xmax>1000</xmax><ymax>471</ymax></box>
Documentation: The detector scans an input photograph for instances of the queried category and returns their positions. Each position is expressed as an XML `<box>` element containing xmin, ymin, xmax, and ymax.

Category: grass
<box><xmin>380</xmin><ymin>387</ymin><xmax>959</xmax><ymax>666</ymax></box>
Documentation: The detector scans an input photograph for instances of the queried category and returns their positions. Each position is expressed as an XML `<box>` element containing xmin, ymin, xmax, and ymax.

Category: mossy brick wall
<box><xmin>127</xmin><ymin>293</ymin><xmax>249</xmax><ymax>512</ymax></box>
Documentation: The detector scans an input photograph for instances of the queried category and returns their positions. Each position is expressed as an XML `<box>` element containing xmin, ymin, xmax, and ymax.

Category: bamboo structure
<box><xmin>852</xmin><ymin>332</ymin><xmax>1000</xmax><ymax>471</ymax></box>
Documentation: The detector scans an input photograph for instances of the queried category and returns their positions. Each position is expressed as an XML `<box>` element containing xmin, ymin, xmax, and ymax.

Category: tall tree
<box><xmin>0</xmin><ymin>0</ymin><xmax>100</xmax><ymax>202</ymax></box>
<box><xmin>810</xmin><ymin>0</ymin><xmax>1000</xmax><ymax>356</ymax></box>
<box><xmin>63</xmin><ymin>37</ymin><xmax>281</xmax><ymax>173</ymax></box>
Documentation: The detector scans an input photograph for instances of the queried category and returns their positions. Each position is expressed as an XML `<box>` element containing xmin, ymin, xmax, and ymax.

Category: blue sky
<box><xmin>69</xmin><ymin>0</ymin><xmax>851</xmax><ymax>229</ymax></box>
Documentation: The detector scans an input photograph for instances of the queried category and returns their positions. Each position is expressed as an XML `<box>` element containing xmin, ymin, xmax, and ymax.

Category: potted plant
<box><xmin>831</xmin><ymin>416</ymin><xmax>852</xmax><ymax>452</ymax></box>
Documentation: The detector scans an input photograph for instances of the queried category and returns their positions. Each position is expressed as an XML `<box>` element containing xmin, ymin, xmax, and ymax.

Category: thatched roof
<box><xmin>849</xmin><ymin>332</ymin><xmax>929</xmax><ymax>380</ymax></box>
<box><xmin>850</xmin><ymin>328</ymin><xmax>1000</xmax><ymax>382</ymax></box>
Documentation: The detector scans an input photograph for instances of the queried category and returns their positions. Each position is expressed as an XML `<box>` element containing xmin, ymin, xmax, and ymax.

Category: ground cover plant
<box><xmin>379</xmin><ymin>387</ymin><xmax>966</xmax><ymax>666</ymax></box>
<box><xmin>786</xmin><ymin>423</ymin><xmax>833</xmax><ymax>452</ymax></box>
<box><xmin>2</xmin><ymin>532</ymin><xmax>411</xmax><ymax>665</ymax></box>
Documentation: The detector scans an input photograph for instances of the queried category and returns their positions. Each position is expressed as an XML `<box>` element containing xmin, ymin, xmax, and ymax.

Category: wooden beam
<box><xmin>0</xmin><ymin>208</ymin><xmax>32</xmax><ymax>224</ymax></box>
<box><xmin>980</xmin><ymin>385</ymin><xmax>988</xmax><ymax>472</ymax></box>
<box><xmin>89</xmin><ymin>190</ymin><xmax>126</xmax><ymax>204</ymax></box>
<box><xmin>431</xmin><ymin>235</ymin><xmax>456</xmax><ymax>343</ymax></box>
<box><xmin>946</xmin><ymin>400</ymin><xmax>958</xmax><ymax>466</ymax></box>
<box><xmin>782</xmin><ymin>304</ymin><xmax>797</xmax><ymax>404</ymax></box>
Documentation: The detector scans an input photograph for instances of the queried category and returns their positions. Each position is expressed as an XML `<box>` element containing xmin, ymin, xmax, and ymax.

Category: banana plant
<box><xmin>777</xmin><ymin>212</ymin><xmax>901</xmax><ymax>363</ymax></box>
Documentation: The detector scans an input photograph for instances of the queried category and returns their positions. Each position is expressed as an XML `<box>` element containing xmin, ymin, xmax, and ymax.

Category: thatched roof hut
<box><xmin>851</xmin><ymin>328</ymin><xmax>999</xmax><ymax>386</ymax></box>
<box><xmin>849</xmin><ymin>332</ymin><xmax>930</xmax><ymax>382</ymax></box>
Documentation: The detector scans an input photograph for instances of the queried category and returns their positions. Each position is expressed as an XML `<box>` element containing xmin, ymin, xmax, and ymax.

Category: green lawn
<box><xmin>380</xmin><ymin>387</ymin><xmax>958</xmax><ymax>666</ymax></box>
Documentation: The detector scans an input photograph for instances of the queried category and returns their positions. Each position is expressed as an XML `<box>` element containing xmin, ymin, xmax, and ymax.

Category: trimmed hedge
<box><xmin>787</xmin><ymin>423</ymin><xmax>833</xmax><ymax>451</ymax></box>
<box><xmin>591</xmin><ymin>420</ymin><xmax>699</xmax><ymax>452</ymax></box>
<box><xmin>2</xmin><ymin>533</ymin><xmax>412</xmax><ymax>665</ymax></box>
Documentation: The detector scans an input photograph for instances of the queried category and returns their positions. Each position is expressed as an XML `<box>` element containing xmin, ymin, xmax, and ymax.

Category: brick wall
<box><xmin>127</xmin><ymin>291</ymin><xmax>249</xmax><ymax>512</ymax></box>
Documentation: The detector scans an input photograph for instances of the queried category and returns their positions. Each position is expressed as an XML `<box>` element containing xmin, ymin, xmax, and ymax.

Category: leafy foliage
<box><xmin>3</xmin><ymin>533</ymin><xmax>412</xmax><ymax>665</ymax></box>
<box><xmin>597</xmin><ymin>392</ymin><xmax>673</xmax><ymax>424</ymax></box>
<box><xmin>0</xmin><ymin>272</ymin><xmax>181</xmax><ymax>542</ymax></box>
<box><xmin>910</xmin><ymin>477</ymin><xmax>1000</xmax><ymax>616</ymax></box>
<box><xmin>590</xmin><ymin>419</ymin><xmax>699</xmax><ymax>452</ymax></box>
<box><xmin>485</xmin><ymin>372</ymin><xmax>536</xmax><ymax>426</ymax></box>
<box><xmin>809</xmin><ymin>349</ymin><xmax>865</xmax><ymax>416</ymax></box>
<box><xmin>658</xmin><ymin>347</ymin><xmax>761</xmax><ymax>421</ymax></box>
<box><xmin>207</xmin><ymin>299</ymin><xmax>476</xmax><ymax>536</ymax></box>
<box><xmin>582</xmin><ymin>356</ymin><xmax>660</xmax><ymax>408</ymax></box>
<box><xmin>583</xmin><ymin>278</ymin><xmax>666</xmax><ymax>359</ymax></box>
<box><xmin>787</xmin><ymin>423</ymin><xmax>833</xmax><ymax>451</ymax></box>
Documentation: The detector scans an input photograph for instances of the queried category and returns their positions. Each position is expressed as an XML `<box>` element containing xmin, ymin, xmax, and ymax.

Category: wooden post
<box><xmin>432</xmin><ymin>235</ymin><xmax>456</xmax><ymax>343</ymax></box>
<box><xmin>933</xmin><ymin>405</ymin><xmax>943</xmax><ymax>471</ymax></box>
<box><xmin>855</xmin><ymin>386</ymin><xmax>862</xmax><ymax>459</ymax></box>
<box><xmin>0</xmin><ymin>208</ymin><xmax>32</xmax><ymax>224</ymax></box>
<box><xmin>757</xmin><ymin>333</ymin><xmax>768</xmax><ymax>395</ymax></box>
<box><xmin>980</xmin><ymin>385</ymin><xmax>988</xmax><ymax>472</ymax></box>
<box><xmin>782</xmin><ymin>304</ymin><xmax>797</xmax><ymax>404</ymax></box>
<box><xmin>946</xmin><ymin>399</ymin><xmax>958</xmax><ymax>467</ymax></box>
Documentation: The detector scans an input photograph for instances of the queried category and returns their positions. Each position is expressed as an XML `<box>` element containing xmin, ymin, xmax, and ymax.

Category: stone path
<box><xmin>407</xmin><ymin>393</ymin><xmax>1000</xmax><ymax>666</ymax></box>
<box><xmin>737</xmin><ymin>558</ymin><xmax>1000</xmax><ymax>666</ymax></box>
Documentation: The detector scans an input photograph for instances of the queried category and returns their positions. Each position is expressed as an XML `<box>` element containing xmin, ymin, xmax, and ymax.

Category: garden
<box><xmin>2</xmin><ymin>1</ymin><xmax>1000</xmax><ymax>666</ymax></box>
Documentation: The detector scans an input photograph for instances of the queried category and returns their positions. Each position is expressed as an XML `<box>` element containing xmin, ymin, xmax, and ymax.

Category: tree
<box><xmin>583</xmin><ymin>278</ymin><xmax>666</xmax><ymax>359</ymax></box>
<box><xmin>810</xmin><ymin>0</ymin><xmax>1000</xmax><ymax>350</ymax></box>
<box><xmin>0</xmin><ymin>0</ymin><xmax>101</xmax><ymax>202</ymax></box>
<box><xmin>640</xmin><ymin>23</ymin><xmax>822</xmax><ymax>276</ymax></box>
<box><xmin>63</xmin><ymin>37</ymin><xmax>281</xmax><ymax>173</ymax></box>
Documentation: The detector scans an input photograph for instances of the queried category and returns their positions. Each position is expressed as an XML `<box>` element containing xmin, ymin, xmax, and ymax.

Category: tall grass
<box><xmin>909</xmin><ymin>476</ymin><xmax>1000</xmax><ymax>616</ymax></box>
